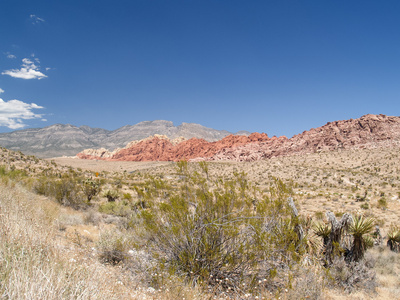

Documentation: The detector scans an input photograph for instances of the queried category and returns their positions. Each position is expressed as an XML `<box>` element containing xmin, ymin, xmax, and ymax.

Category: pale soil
<box><xmin>51</xmin><ymin>146</ymin><xmax>400</xmax><ymax>236</ymax></box>
<box><xmin>48</xmin><ymin>157</ymin><xmax>172</xmax><ymax>173</ymax></box>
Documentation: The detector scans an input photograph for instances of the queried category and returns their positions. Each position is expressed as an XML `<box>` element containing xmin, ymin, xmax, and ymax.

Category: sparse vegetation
<box><xmin>1</xmin><ymin>146</ymin><xmax>400</xmax><ymax>299</ymax></box>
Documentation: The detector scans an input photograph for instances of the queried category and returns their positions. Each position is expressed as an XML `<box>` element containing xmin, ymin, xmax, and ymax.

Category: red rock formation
<box><xmin>77</xmin><ymin>114</ymin><xmax>400</xmax><ymax>162</ymax></box>
<box><xmin>209</xmin><ymin>114</ymin><xmax>400</xmax><ymax>161</ymax></box>
<box><xmin>77</xmin><ymin>133</ymin><xmax>272</xmax><ymax>161</ymax></box>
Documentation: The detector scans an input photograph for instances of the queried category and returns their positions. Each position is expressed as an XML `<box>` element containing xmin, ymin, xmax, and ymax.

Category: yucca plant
<box><xmin>387</xmin><ymin>225</ymin><xmax>400</xmax><ymax>252</ymax></box>
<box><xmin>102</xmin><ymin>189</ymin><xmax>120</xmax><ymax>202</ymax></box>
<box><xmin>348</xmin><ymin>215</ymin><xmax>375</xmax><ymax>262</ymax></box>
<box><xmin>314</xmin><ymin>222</ymin><xmax>331</xmax><ymax>247</ymax></box>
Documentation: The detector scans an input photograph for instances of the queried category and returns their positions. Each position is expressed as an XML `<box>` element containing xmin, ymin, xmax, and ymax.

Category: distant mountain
<box><xmin>0</xmin><ymin>120</ymin><xmax>241</xmax><ymax>158</ymax></box>
<box><xmin>77</xmin><ymin>114</ymin><xmax>400</xmax><ymax>162</ymax></box>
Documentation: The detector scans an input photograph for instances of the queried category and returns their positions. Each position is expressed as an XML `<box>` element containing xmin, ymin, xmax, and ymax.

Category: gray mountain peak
<box><xmin>0</xmin><ymin>120</ymin><xmax>234</xmax><ymax>158</ymax></box>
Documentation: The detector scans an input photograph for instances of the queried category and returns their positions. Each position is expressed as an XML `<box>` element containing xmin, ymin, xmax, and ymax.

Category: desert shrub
<box><xmin>373</xmin><ymin>246</ymin><xmax>400</xmax><ymax>276</ymax></box>
<box><xmin>33</xmin><ymin>176</ymin><xmax>85</xmax><ymax>208</ymax></box>
<box><xmin>326</xmin><ymin>257</ymin><xmax>376</xmax><ymax>293</ymax></box>
<box><xmin>123</xmin><ymin>192</ymin><xmax>132</xmax><ymax>201</ymax></box>
<box><xmin>82</xmin><ymin>178</ymin><xmax>101</xmax><ymax>202</ymax></box>
<box><xmin>102</xmin><ymin>189</ymin><xmax>120</xmax><ymax>202</ymax></box>
<box><xmin>97</xmin><ymin>229</ymin><xmax>131</xmax><ymax>265</ymax></box>
<box><xmin>0</xmin><ymin>165</ymin><xmax>28</xmax><ymax>183</ymax></box>
<box><xmin>287</xmin><ymin>269</ymin><xmax>324</xmax><ymax>300</ymax></box>
<box><xmin>314</xmin><ymin>211</ymin><xmax>324</xmax><ymax>220</ymax></box>
<box><xmin>140</xmin><ymin>169</ymin><xmax>312</xmax><ymax>296</ymax></box>
<box><xmin>377</xmin><ymin>197</ymin><xmax>388</xmax><ymax>209</ymax></box>
<box><xmin>98</xmin><ymin>200</ymin><xmax>132</xmax><ymax>217</ymax></box>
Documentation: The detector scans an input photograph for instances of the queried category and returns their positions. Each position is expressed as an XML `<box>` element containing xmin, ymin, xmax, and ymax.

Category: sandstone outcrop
<box><xmin>77</xmin><ymin>114</ymin><xmax>400</xmax><ymax>162</ymax></box>
<box><xmin>208</xmin><ymin>114</ymin><xmax>400</xmax><ymax>161</ymax></box>
<box><xmin>77</xmin><ymin>133</ymin><xmax>272</xmax><ymax>161</ymax></box>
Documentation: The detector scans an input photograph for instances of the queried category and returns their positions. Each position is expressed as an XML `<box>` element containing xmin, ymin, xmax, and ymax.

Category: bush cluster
<box><xmin>139</xmin><ymin>165</ymin><xmax>315</xmax><ymax>295</ymax></box>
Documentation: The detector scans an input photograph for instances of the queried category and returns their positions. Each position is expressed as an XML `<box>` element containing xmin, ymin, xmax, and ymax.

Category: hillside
<box><xmin>0</xmin><ymin>120</ymin><xmax>241</xmax><ymax>158</ymax></box>
<box><xmin>77</xmin><ymin>114</ymin><xmax>400</xmax><ymax>162</ymax></box>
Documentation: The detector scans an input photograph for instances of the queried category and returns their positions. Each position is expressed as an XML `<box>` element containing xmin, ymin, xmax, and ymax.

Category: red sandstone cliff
<box><xmin>77</xmin><ymin>132</ymin><xmax>272</xmax><ymax>161</ymax></box>
<box><xmin>210</xmin><ymin>114</ymin><xmax>400</xmax><ymax>161</ymax></box>
<box><xmin>77</xmin><ymin>114</ymin><xmax>400</xmax><ymax>162</ymax></box>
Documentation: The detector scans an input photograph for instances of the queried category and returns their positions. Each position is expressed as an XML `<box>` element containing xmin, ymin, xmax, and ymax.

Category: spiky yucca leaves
<box><xmin>102</xmin><ymin>189</ymin><xmax>120</xmax><ymax>202</ymax></box>
<box><xmin>82</xmin><ymin>178</ymin><xmax>101</xmax><ymax>202</ymax></box>
<box><xmin>348</xmin><ymin>215</ymin><xmax>375</xmax><ymax>262</ymax></box>
<box><xmin>387</xmin><ymin>225</ymin><xmax>400</xmax><ymax>252</ymax></box>
<box><xmin>314</xmin><ymin>222</ymin><xmax>331</xmax><ymax>247</ymax></box>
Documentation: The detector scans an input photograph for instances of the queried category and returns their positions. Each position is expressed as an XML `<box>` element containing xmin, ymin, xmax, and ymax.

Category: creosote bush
<box><xmin>140</xmin><ymin>164</ymin><xmax>314</xmax><ymax>295</ymax></box>
<box><xmin>33</xmin><ymin>175</ymin><xmax>86</xmax><ymax>208</ymax></box>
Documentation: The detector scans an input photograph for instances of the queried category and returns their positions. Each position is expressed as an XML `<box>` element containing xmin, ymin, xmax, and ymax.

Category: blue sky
<box><xmin>0</xmin><ymin>0</ymin><xmax>399</xmax><ymax>137</ymax></box>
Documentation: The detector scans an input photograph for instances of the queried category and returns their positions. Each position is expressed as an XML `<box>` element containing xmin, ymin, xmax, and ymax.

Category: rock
<box><xmin>77</xmin><ymin>133</ymin><xmax>272</xmax><ymax>161</ymax></box>
<box><xmin>77</xmin><ymin>114</ymin><xmax>400</xmax><ymax>162</ymax></box>
<box><xmin>0</xmin><ymin>121</ymin><xmax>233</xmax><ymax>158</ymax></box>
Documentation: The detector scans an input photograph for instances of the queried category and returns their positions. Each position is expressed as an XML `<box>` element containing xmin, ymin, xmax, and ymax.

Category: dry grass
<box><xmin>0</xmin><ymin>178</ymin><xmax>229</xmax><ymax>299</ymax></box>
<box><xmin>2</xmin><ymin>145</ymin><xmax>400</xmax><ymax>299</ymax></box>
<box><xmin>0</xmin><ymin>179</ymin><xmax>133</xmax><ymax>299</ymax></box>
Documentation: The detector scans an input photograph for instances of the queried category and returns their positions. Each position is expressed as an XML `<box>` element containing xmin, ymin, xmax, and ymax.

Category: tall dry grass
<box><xmin>0</xmin><ymin>180</ymin><xmax>131</xmax><ymax>299</ymax></box>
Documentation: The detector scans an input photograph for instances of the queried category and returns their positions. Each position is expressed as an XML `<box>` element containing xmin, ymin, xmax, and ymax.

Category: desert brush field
<box><xmin>1</xmin><ymin>146</ymin><xmax>400</xmax><ymax>299</ymax></box>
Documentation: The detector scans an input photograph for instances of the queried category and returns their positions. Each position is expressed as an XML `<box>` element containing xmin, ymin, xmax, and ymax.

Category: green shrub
<box><xmin>82</xmin><ymin>178</ymin><xmax>101</xmax><ymax>202</ymax></box>
<box><xmin>102</xmin><ymin>189</ymin><xmax>120</xmax><ymax>202</ymax></box>
<box><xmin>33</xmin><ymin>176</ymin><xmax>85</xmax><ymax>208</ymax></box>
<box><xmin>122</xmin><ymin>192</ymin><xmax>132</xmax><ymax>201</ymax></box>
<box><xmin>98</xmin><ymin>201</ymin><xmax>132</xmax><ymax>217</ymax></box>
<box><xmin>377</xmin><ymin>197</ymin><xmax>387</xmax><ymax>210</ymax></box>
<box><xmin>140</xmin><ymin>170</ymin><xmax>310</xmax><ymax>294</ymax></box>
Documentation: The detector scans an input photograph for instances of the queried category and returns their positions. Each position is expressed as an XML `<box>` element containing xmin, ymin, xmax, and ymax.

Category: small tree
<box><xmin>82</xmin><ymin>178</ymin><xmax>101</xmax><ymax>202</ymax></box>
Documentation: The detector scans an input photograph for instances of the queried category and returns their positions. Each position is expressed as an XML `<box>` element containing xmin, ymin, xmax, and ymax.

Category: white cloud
<box><xmin>5</xmin><ymin>52</ymin><xmax>16</xmax><ymax>59</ymax></box>
<box><xmin>0</xmin><ymin>88</ymin><xmax>4</xmax><ymax>94</ymax></box>
<box><xmin>0</xmin><ymin>98</ymin><xmax>44</xmax><ymax>129</ymax></box>
<box><xmin>30</xmin><ymin>14</ymin><xmax>45</xmax><ymax>24</ymax></box>
<box><xmin>2</xmin><ymin>57</ymin><xmax>47</xmax><ymax>80</ymax></box>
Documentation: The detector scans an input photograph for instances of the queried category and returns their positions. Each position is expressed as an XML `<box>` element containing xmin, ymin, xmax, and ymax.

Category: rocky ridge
<box><xmin>77</xmin><ymin>133</ymin><xmax>271</xmax><ymax>161</ymax></box>
<box><xmin>210</xmin><ymin>114</ymin><xmax>400</xmax><ymax>161</ymax></box>
<box><xmin>77</xmin><ymin>114</ymin><xmax>400</xmax><ymax>162</ymax></box>
<box><xmin>0</xmin><ymin>121</ymin><xmax>240</xmax><ymax>158</ymax></box>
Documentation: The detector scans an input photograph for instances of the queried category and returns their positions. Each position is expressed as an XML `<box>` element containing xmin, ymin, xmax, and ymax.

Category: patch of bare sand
<box><xmin>48</xmin><ymin>157</ymin><xmax>173</xmax><ymax>173</ymax></box>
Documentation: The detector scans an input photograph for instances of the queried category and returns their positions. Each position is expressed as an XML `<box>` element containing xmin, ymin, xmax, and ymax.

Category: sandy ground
<box><xmin>48</xmin><ymin>157</ymin><xmax>172</xmax><ymax>173</ymax></box>
<box><xmin>48</xmin><ymin>147</ymin><xmax>400</xmax><ymax>235</ymax></box>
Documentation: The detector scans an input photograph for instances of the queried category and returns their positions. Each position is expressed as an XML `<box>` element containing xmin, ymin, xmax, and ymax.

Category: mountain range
<box><xmin>0</xmin><ymin>120</ymin><xmax>247</xmax><ymax>158</ymax></box>
<box><xmin>77</xmin><ymin>114</ymin><xmax>400</xmax><ymax>162</ymax></box>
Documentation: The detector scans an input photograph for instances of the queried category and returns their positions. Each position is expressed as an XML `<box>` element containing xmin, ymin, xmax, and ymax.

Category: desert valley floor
<box><xmin>51</xmin><ymin>145</ymin><xmax>400</xmax><ymax>236</ymax></box>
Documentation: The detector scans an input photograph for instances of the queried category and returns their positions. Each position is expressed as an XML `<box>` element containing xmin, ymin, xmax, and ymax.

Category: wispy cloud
<box><xmin>4</xmin><ymin>52</ymin><xmax>16</xmax><ymax>59</ymax></box>
<box><xmin>2</xmin><ymin>57</ymin><xmax>47</xmax><ymax>80</ymax></box>
<box><xmin>0</xmin><ymin>88</ymin><xmax>4</xmax><ymax>94</ymax></box>
<box><xmin>0</xmin><ymin>98</ymin><xmax>45</xmax><ymax>129</ymax></box>
<box><xmin>30</xmin><ymin>14</ymin><xmax>45</xmax><ymax>24</ymax></box>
